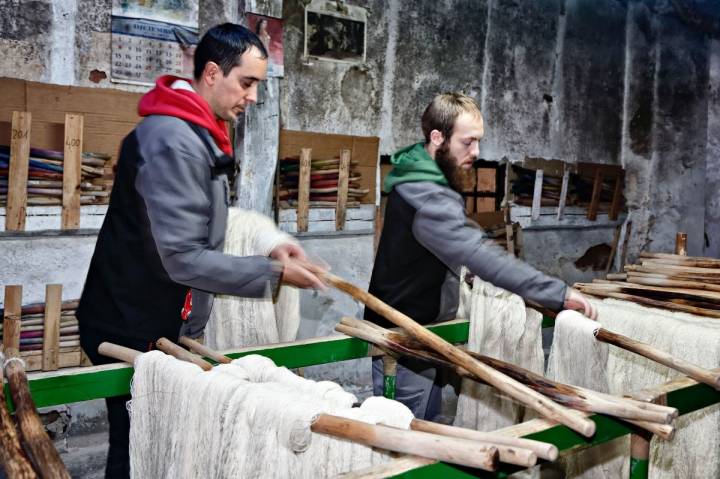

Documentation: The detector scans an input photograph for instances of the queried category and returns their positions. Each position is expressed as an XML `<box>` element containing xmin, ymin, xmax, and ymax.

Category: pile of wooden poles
<box><xmin>577</xmin><ymin>252</ymin><xmax>720</xmax><ymax>318</ymax></box>
<box><xmin>0</xmin><ymin>145</ymin><xmax>113</xmax><ymax>206</ymax></box>
<box><xmin>0</xmin><ymin>352</ymin><xmax>70</xmax><ymax>478</ymax></box>
<box><xmin>0</xmin><ymin>300</ymin><xmax>80</xmax><ymax>354</ymax></box>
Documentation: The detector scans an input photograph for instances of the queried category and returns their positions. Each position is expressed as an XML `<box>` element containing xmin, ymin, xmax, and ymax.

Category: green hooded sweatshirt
<box><xmin>383</xmin><ymin>142</ymin><xmax>448</xmax><ymax>193</ymax></box>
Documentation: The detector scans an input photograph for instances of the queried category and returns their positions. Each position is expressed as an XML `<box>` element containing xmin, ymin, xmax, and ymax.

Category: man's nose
<box><xmin>246</xmin><ymin>84</ymin><xmax>259</xmax><ymax>103</ymax></box>
<box><xmin>471</xmin><ymin>141</ymin><xmax>480</xmax><ymax>158</ymax></box>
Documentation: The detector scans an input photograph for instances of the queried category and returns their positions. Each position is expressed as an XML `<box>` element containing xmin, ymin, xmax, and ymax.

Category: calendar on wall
<box><xmin>111</xmin><ymin>1</ymin><xmax>199</xmax><ymax>86</ymax></box>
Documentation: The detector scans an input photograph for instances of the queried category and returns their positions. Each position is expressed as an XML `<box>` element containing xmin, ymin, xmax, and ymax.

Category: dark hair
<box><xmin>421</xmin><ymin>92</ymin><xmax>482</xmax><ymax>143</ymax></box>
<box><xmin>255</xmin><ymin>18</ymin><xmax>268</xmax><ymax>34</ymax></box>
<box><xmin>193</xmin><ymin>23</ymin><xmax>268</xmax><ymax>80</ymax></box>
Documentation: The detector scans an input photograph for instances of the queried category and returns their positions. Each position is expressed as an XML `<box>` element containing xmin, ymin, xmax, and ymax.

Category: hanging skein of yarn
<box><xmin>547</xmin><ymin>303</ymin><xmax>720</xmax><ymax>479</ymax></box>
<box><xmin>454</xmin><ymin>273</ymin><xmax>544</xmax><ymax>432</ymax></box>
<box><xmin>128</xmin><ymin>352</ymin><xmax>413</xmax><ymax>478</ymax></box>
<box><xmin>205</xmin><ymin>207</ymin><xmax>300</xmax><ymax>350</ymax></box>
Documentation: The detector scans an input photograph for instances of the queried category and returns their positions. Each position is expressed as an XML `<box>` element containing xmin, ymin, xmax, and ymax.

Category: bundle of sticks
<box><xmin>578</xmin><ymin>252</ymin><xmax>720</xmax><ymax>318</ymax></box>
<box><xmin>277</xmin><ymin>156</ymin><xmax>369</xmax><ymax>205</ymax></box>
<box><xmin>0</xmin><ymin>353</ymin><xmax>71</xmax><ymax>478</ymax></box>
<box><xmin>100</xmin><ymin>337</ymin><xmax>555</xmax><ymax>471</ymax></box>
<box><xmin>0</xmin><ymin>145</ymin><xmax>113</xmax><ymax>206</ymax></box>
<box><xmin>0</xmin><ymin>300</ymin><xmax>80</xmax><ymax>354</ymax></box>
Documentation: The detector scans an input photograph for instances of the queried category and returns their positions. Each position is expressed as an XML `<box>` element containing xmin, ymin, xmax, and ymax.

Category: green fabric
<box><xmin>383</xmin><ymin>142</ymin><xmax>448</xmax><ymax>193</ymax></box>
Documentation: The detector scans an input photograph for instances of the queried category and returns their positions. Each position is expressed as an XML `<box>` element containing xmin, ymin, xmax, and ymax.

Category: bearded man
<box><xmin>364</xmin><ymin>92</ymin><xmax>596</xmax><ymax>420</ymax></box>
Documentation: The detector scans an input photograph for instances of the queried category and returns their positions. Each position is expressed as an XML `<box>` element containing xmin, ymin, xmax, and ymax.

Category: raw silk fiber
<box><xmin>129</xmin><ymin>352</ymin><xmax>411</xmax><ymax>478</ymax></box>
<box><xmin>547</xmin><ymin>300</ymin><xmax>720</xmax><ymax>479</ymax></box>
<box><xmin>454</xmin><ymin>275</ymin><xmax>544</xmax><ymax>431</ymax></box>
<box><xmin>205</xmin><ymin>207</ymin><xmax>300</xmax><ymax>350</ymax></box>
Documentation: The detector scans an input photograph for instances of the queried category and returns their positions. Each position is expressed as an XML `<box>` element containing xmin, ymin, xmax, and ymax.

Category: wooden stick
<box><xmin>675</xmin><ymin>232</ymin><xmax>687</xmax><ymax>256</ymax></box>
<box><xmin>317</xmin><ymin>283</ymin><xmax>596</xmax><ymax>439</ymax></box>
<box><xmin>0</xmin><ymin>353</ymin><xmax>38</xmax><ymax>479</ymax></box>
<box><xmin>410</xmin><ymin>419</ymin><xmax>537</xmax><ymax>467</ymax></box>
<box><xmin>98</xmin><ymin>342</ymin><xmax>141</xmax><ymax>364</ymax></box>
<box><xmin>297</xmin><ymin>148</ymin><xmax>311</xmax><ymax>233</ymax></box>
<box><xmin>626</xmin><ymin>273</ymin><xmax>720</xmax><ymax>293</ymax></box>
<box><xmin>6</xmin><ymin>111</ymin><xmax>31</xmax><ymax>231</ymax></box>
<box><xmin>609</xmin><ymin>175</ymin><xmax>623</xmax><ymax>220</ymax></box>
<box><xmin>556</xmin><ymin>164</ymin><xmax>570</xmax><ymax>220</ymax></box>
<box><xmin>605</xmin><ymin>224</ymin><xmax>622</xmax><ymax>275</ymax></box>
<box><xmin>336</xmin><ymin>320</ymin><xmax>676</xmax><ymax>434</ymax></box>
<box><xmin>3</xmin><ymin>286</ymin><xmax>23</xmax><ymax>359</ymax></box>
<box><xmin>311</xmin><ymin>414</ymin><xmax>498</xmax><ymax>471</ymax></box>
<box><xmin>178</xmin><ymin>336</ymin><xmax>232</xmax><ymax>364</ymax></box>
<box><xmin>578</xmin><ymin>289</ymin><xmax>720</xmax><ymax>318</ymax></box>
<box><xmin>61</xmin><ymin>114</ymin><xmax>83</xmax><ymax>230</ymax></box>
<box><xmin>595</xmin><ymin>328</ymin><xmax>720</xmax><ymax>390</ymax></box>
<box><xmin>3</xmin><ymin>356</ymin><xmax>70</xmax><ymax>479</ymax></box>
<box><xmin>531</xmin><ymin>169</ymin><xmax>543</xmax><ymax>220</ymax></box>
<box><xmin>155</xmin><ymin>338</ymin><xmax>213</xmax><ymax>371</ymax></box>
<box><xmin>639</xmin><ymin>252</ymin><xmax>720</xmax><ymax>268</ymax></box>
<box><xmin>42</xmin><ymin>285</ymin><xmax>62</xmax><ymax>372</ymax></box>
<box><xmin>587</xmin><ymin>168</ymin><xmax>602</xmax><ymax>221</ymax></box>
<box><xmin>335</xmin><ymin>149</ymin><xmax>350</xmax><ymax>231</ymax></box>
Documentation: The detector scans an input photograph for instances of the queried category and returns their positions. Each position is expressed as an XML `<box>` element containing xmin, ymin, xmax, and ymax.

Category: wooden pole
<box><xmin>297</xmin><ymin>148</ymin><xmax>311</xmax><ymax>233</ymax></box>
<box><xmin>61</xmin><ymin>114</ymin><xmax>83</xmax><ymax>230</ymax></box>
<box><xmin>42</xmin><ymin>285</ymin><xmax>62</xmax><ymax>372</ymax></box>
<box><xmin>595</xmin><ymin>328</ymin><xmax>720</xmax><ymax>390</ymax></box>
<box><xmin>587</xmin><ymin>168</ymin><xmax>603</xmax><ymax>221</ymax></box>
<box><xmin>323</xmin><ymin>275</ymin><xmax>597</xmax><ymax>437</ymax></box>
<box><xmin>97</xmin><ymin>342</ymin><xmax>141</xmax><ymax>364</ymax></box>
<box><xmin>178</xmin><ymin>336</ymin><xmax>231</xmax><ymax>364</ymax></box>
<box><xmin>675</xmin><ymin>232</ymin><xmax>687</xmax><ymax>256</ymax></box>
<box><xmin>335</xmin><ymin>149</ymin><xmax>351</xmax><ymax>231</ymax></box>
<box><xmin>6</xmin><ymin>111</ymin><xmax>31</xmax><ymax>232</ymax></box>
<box><xmin>155</xmin><ymin>338</ymin><xmax>213</xmax><ymax>371</ymax></box>
<box><xmin>3</xmin><ymin>357</ymin><xmax>70</xmax><ymax>479</ymax></box>
<box><xmin>0</xmin><ymin>353</ymin><xmax>38</xmax><ymax>479</ymax></box>
<box><xmin>3</xmin><ymin>285</ymin><xmax>23</xmax><ymax>359</ymax></box>
<box><xmin>311</xmin><ymin>414</ymin><xmax>499</xmax><ymax>471</ymax></box>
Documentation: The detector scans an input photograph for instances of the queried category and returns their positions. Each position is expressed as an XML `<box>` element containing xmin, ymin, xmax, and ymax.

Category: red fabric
<box><xmin>181</xmin><ymin>289</ymin><xmax>193</xmax><ymax>321</ymax></box>
<box><xmin>138</xmin><ymin>75</ymin><xmax>232</xmax><ymax>156</ymax></box>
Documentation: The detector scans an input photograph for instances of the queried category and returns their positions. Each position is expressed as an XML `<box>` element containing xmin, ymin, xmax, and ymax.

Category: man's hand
<box><xmin>270</xmin><ymin>242</ymin><xmax>307</xmax><ymax>261</ymax></box>
<box><xmin>277</xmin><ymin>257</ymin><xmax>328</xmax><ymax>290</ymax></box>
<box><xmin>564</xmin><ymin>287</ymin><xmax>598</xmax><ymax>320</ymax></box>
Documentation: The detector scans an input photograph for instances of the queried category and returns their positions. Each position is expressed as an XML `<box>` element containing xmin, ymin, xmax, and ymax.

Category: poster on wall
<box><xmin>111</xmin><ymin>0</ymin><xmax>199</xmax><ymax>86</ymax></box>
<box><xmin>303</xmin><ymin>0</ymin><xmax>366</xmax><ymax>63</ymax></box>
<box><xmin>246</xmin><ymin>13</ymin><xmax>284</xmax><ymax>78</ymax></box>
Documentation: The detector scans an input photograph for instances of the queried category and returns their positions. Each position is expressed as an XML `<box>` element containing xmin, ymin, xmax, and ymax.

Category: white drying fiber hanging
<box><xmin>546</xmin><ymin>301</ymin><xmax>720</xmax><ymax>479</ymax></box>
<box><xmin>129</xmin><ymin>352</ymin><xmax>408</xmax><ymax>478</ymax></box>
<box><xmin>454</xmin><ymin>276</ymin><xmax>544</xmax><ymax>431</ymax></box>
<box><xmin>205</xmin><ymin>207</ymin><xmax>300</xmax><ymax>350</ymax></box>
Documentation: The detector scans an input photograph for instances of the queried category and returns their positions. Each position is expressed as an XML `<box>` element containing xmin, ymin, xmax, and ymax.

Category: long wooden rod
<box><xmin>3</xmin><ymin>356</ymin><xmax>70</xmax><ymax>479</ymax></box>
<box><xmin>0</xmin><ymin>353</ymin><xmax>38</xmax><ymax>479</ymax></box>
<box><xmin>179</xmin><ymin>336</ymin><xmax>232</xmax><ymax>364</ymax></box>
<box><xmin>595</xmin><ymin>328</ymin><xmax>720</xmax><ymax>390</ymax></box>
<box><xmin>98</xmin><ymin>343</ymin><xmax>499</xmax><ymax>470</ymax></box>
<box><xmin>155</xmin><ymin>337</ymin><xmax>213</xmax><ymax>371</ymax></box>
<box><xmin>323</xmin><ymin>273</ymin><xmax>596</xmax><ymax>437</ymax></box>
<box><xmin>335</xmin><ymin>320</ymin><xmax>675</xmax><ymax>440</ymax></box>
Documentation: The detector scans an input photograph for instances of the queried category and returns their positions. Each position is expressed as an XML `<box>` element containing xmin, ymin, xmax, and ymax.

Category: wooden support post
<box><xmin>609</xmin><ymin>175</ymin><xmax>623</xmax><ymax>220</ymax></box>
<box><xmin>382</xmin><ymin>354</ymin><xmax>397</xmax><ymax>400</ymax></box>
<box><xmin>62</xmin><ymin>114</ymin><xmax>83</xmax><ymax>230</ymax></box>
<box><xmin>42</xmin><ymin>284</ymin><xmax>62</xmax><ymax>372</ymax></box>
<box><xmin>335</xmin><ymin>149</ymin><xmax>351</xmax><ymax>231</ymax></box>
<box><xmin>6</xmin><ymin>111</ymin><xmax>32</xmax><ymax>232</ymax></box>
<box><xmin>297</xmin><ymin>148</ymin><xmax>311</xmax><ymax>233</ymax></box>
<box><xmin>3</xmin><ymin>285</ymin><xmax>23</xmax><ymax>359</ymax></box>
<box><xmin>557</xmin><ymin>163</ymin><xmax>570</xmax><ymax>220</ymax></box>
<box><xmin>605</xmin><ymin>224</ymin><xmax>622</xmax><ymax>276</ymax></box>
<box><xmin>675</xmin><ymin>232</ymin><xmax>687</xmax><ymax>256</ymax></box>
<box><xmin>531</xmin><ymin>169</ymin><xmax>543</xmax><ymax>220</ymax></box>
<box><xmin>587</xmin><ymin>167</ymin><xmax>603</xmax><ymax>221</ymax></box>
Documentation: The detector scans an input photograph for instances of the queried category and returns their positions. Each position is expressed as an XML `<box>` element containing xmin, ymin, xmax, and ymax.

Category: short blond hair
<box><xmin>421</xmin><ymin>93</ymin><xmax>483</xmax><ymax>143</ymax></box>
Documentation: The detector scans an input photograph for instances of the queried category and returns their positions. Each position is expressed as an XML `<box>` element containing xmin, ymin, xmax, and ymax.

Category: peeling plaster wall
<box><xmin>707</xmin><ymin>38</ymin><xmax>720</xmax><ymax>257</ymax></box>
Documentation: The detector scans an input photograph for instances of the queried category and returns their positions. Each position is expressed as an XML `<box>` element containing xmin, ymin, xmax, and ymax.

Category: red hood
<box><xmin>138</xmin><ymin>75</ymin><xmax>232</xmax><ymax>156</ymax></box>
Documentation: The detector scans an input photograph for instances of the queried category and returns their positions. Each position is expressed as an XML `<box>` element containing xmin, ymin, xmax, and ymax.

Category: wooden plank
<box><xmin>625</xmin><ymin>266</ymin><xmax>720</xmax><ymax>284</ymax></box>
<box><xmin>605</xmin><ymin>224</ymin><xmax>622</xmax><ymax>275</ymax></box>
<box><xmin>626</xmin><ymin>274</ymin><xmax>720</xmax><ymax>293</ymax></box>
<box><xmin>579</xmin><ymin>280</ymin><xmax>720</xmax><ymax>302</ymax></box>
<box><xmin>637</xmin><ymin>261</ymin><xmax>720</xmax><ymax>276</ymax></box>
<box><xmin>41</xmin><ymin>284</ymin><xmax>62</xmax><ymax>372</ymax></box>
<box><xmin>297</xmin><ymin>148</ymin><xmax>311</xmax><ymax>232</ymax></box>
<box><xmin>2</xmin><ymin>285</ymin><xmax>22</xmax><ymax>358</ymax></box>
<box><xmin>587</xmin><ymin>167</ymin><xmax>603</xmax><ymax>221</ymax></box>
<box><xmin>556</xmin><ymin>164</ymin><xmax>570</xmax><ymax>220</ymax></box>
<box><xmin>531</xmin><ymin>169</ymin><xmax>543</xmax><ymax>220</ymax></box>
<box><xmin>639</xmin><ymin>252</ymin><xmax>720</xmax><ymax>268</ymax></box>
<box><xmin>5</xmin><ymin>111</ymin><xmax>32</xmax><ymax>231</ymax></box>
<box><xmin>61</xmin><ymin>114</ymin><xmax>83</xmax><ymax>229</ymax></box>
<box><xmin>675</xmin><ymin>232</ymin><xmax>688</xmax><ymax>256</ymax></box>
<box><xmin>578</xmin><ymin>290</ymin><xmax>720</xmax><ymax>318</ymax></box>
<box><xmin>609</xmin><ymin>175</ymin><xmax>623</xmax><ymax>220</ymax></box>
<box><xmin>335</xmin><ymin>149</ymin><xmax>351</xmax><ymax>231</ymax></box>
<box><xmin>21</xmin><ymin>351</ymin><xmax>82</xmax><ymax>373</ymax></box>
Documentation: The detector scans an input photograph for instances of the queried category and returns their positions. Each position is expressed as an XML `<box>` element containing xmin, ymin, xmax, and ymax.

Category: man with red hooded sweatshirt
<box><xmin>77</xmin><ymin>24</ymin><xmax>324</xmax><ymax>478</ymax></box>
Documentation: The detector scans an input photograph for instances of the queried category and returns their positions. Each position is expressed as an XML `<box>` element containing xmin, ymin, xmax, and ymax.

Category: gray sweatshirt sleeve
<box><xmin>398</xmin><ymin>182</ymin><xmax>567</xmax><ymax>310</ymax></box>
<box><xmin>135</xmin><ymin>132</ymin><xmax>281</xmax><ymax>298</ymax></box>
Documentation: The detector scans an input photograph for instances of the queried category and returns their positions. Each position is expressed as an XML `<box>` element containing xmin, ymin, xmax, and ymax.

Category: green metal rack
<box><xmin>3</xmin><ymin>319</ymin><xmax>718</xmax><ymax>478</ymax></box>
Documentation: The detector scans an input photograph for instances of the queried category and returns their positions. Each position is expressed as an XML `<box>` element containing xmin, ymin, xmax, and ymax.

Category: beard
<box><xmin>435</xmin><ymin>141</ymin><xmax>474</xmax><ymax>194</ymax></box>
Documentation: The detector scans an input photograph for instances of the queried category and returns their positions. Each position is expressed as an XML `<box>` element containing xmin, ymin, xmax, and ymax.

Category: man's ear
<box><xmin>203</xmin><ymin>62</ymin><xmax>221</xmax><ymax>86</ymax></box>
<box><xmin>430</xmin><ymin>129</ymin><xmax>444</xmax><ymax>147</ymax></box>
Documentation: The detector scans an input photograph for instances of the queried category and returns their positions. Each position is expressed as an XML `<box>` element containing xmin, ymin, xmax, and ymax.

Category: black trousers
<box><xmin>80</xmin><ymin>326</ymin><xmax>152</xmax><ymax>479</ymax></box>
